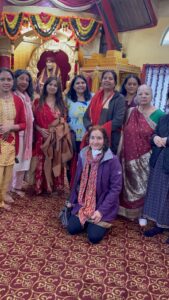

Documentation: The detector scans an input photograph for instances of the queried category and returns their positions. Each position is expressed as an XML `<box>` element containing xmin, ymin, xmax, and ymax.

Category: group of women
<box><xmin>0</xmin><ymin>66</ymin><xmax>169</xmax><ymax>244</ymax></box>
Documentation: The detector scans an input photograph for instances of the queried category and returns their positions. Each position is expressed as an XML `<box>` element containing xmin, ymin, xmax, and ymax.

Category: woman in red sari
<box><xmin>119</xmin><ymin>84</ymin><xmax>164</xmax><ymax>221</ymax></box>
<box><xmin>33</xmin><ymin>76</ymin><xmax>72</xmax><ymax>195</ymax></box>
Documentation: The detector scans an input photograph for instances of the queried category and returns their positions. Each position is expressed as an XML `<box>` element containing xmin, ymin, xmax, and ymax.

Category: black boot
<box><xmin>144</xmin><ymin>226</ymin><xmax>164</xmax><ymax>237</ymax></box>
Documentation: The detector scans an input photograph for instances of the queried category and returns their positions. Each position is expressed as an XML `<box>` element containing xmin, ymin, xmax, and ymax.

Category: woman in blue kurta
<box><xmin>67</xmin><ymin>126</ymin><xmax>122</xmax><ymax>244</ymax></box>
<box><xmin>65</xmin><ymin>75</ymin><xmax>93</xmax><ymax>185</ymax></box>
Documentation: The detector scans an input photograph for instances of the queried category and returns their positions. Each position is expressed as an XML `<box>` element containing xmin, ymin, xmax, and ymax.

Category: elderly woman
<box><xmin>119</xmin><ymin>84</ymin><xmax>164</xmax><ymax>221</ymax></box>
<box><xmin>67</xmin><ymin>126</ymin><xmax>122</xmax><ymax>244</ymax></box>
<box><xmin>120</xmin><ymin>74</ymin><xmax>141</xmax><ymax>109</ymax></box>
<box><xmin>83</xmin><ymin>70</ymin><xmax>126</xmax><ymax>154</ymax></box>
<box><xmin>143</xmin><ymin>95</ymin><xmax>169</xmax><ymax>241</ymax></box>
<box><xmin>11</xmin><ymin>69</ymin><xmax>34</xmax><ymax>196</ymax></box>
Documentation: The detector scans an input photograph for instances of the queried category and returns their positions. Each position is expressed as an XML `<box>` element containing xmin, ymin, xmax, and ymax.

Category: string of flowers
<box><xmin>69</xmin><ymin>18</ymin><xmax>101</xmax><ymax>44</ymax></box>
<box><xmin>3</xmin><ymin>13</ymin><xmax>23</xmax><ymax>40</ymax></box>
<box><xmin>153</xmin><ymin>67</ymin><xmax>160</xmax><ymax>106</ymax></box>
<box><xmin>158</xmin><ymin>67</ymin><xmax>165</xmax><ymax>109</ymax></box>
<box><xmin>145</xmin><ymin>66</ymin><xmax>150</xmax><ymax>84</ymax></box>
<box><xmin>29</xmin><ymin>14</ymin><xmax>61</xmax><ymax>39</ymax></box>
<box><xmin>0</xmin><ymin>12</ymin><xmax>101</xmax><ymax>44</ymax></box>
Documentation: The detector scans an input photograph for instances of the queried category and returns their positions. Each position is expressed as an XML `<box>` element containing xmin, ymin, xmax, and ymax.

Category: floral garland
<box><xmin>70</xmin><ymin>18</ymin><xmax>100</xmax><ymax>44</ymax></box>
<box><xmin>153</xmin><ymin>67</ymin><xmax>160</xmax><ymax>106</ymax></box>
<box><xmin>0</xmin><ymin>12</ymin><xmax>101</xmax><ymax>44</ymax></box>
<box><xmin>29</xmin><ymin>14</ymin><xmax>61</xmax><ymax>39</ymax></box>
<box><xmin>145</xmin><ymin>64</ymin><xmax>169</xmax><ymax>110</ymax></box>
<box><xmin>3</xmin><ymin>13</ymin><xmax>23</xmax><ymax>40</ymax></box>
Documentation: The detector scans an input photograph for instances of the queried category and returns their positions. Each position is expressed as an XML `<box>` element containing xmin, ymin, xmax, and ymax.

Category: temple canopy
<box><xmin>1</xmin><ymin>0</ymin><xmax>158</xmax><ymax>50</ymax></box>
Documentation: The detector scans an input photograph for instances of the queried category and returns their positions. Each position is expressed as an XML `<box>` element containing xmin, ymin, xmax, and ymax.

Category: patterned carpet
<box><xmin>0</xmin><ymin>190</ymin><xmax>169</xmax><ymax>300</ymax></box>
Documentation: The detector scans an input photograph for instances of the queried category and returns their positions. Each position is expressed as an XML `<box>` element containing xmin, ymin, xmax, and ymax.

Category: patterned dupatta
<box><xmin>15</xmin><ymin>90</ymin><xmax>34</xmax><ymax>160</ymax></box>
<box><xmin>122</xmin><ymin>108</ymin><xmax>156</xmax><ymax>162</ymax></box>
<box><xmin>80</xmin><ymin>89</ymin><xmax>114</xmax><ymax>149</ymax></box>
<box><xmin>78</xmin><ymin>149</ymin><xmax>103</xmax><ymax>225</ymax></box>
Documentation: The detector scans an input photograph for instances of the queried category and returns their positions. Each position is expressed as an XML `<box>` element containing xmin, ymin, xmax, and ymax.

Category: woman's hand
<box><xmin>0</xmin><ymin>124</ymin><xmax>13</xmax><ymax>134</ymax></box>
<box><xmin>153</xmin><ymin>136</ymin><xmax>167</xmax><ymax>147</ymax></box>
<box><xmin>40</xmin><ymin>128</ymin><xmax>49</xmax><ymax>139</ymax></box>
<box><xmin>36</xmin><ymin>125</ymin><xmax>49</xmax><ymax>139</ymax></box>
<box><xmin>91</xmin><ymin>210</ymin><xmax>102</xmax><ymax>224</ymax></box>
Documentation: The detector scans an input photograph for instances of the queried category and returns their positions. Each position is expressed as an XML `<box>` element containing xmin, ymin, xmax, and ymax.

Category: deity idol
<box><xmin>37</xmin><ymin>56</ymin><xmax>61</xmax><ymax>89</ymax></box>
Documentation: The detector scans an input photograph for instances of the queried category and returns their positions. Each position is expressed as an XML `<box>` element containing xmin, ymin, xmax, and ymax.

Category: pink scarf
<box><xmin>78</xmin><ymin>149</ymin><xmax>103</xmax><ymax>225</ymax></box>
<box><xmin>15</xmin><ymin>90</ymin><xmax>34</xmax><ymax>160</ymax></box>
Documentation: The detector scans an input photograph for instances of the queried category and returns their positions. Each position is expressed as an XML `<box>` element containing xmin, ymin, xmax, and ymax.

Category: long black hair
<box><xmin>14</xmin><ymin>69</ymin><xmax>34</xmax><ymax>100</ymax></box>
<box><xmin>66</xmin><ymin>75</ymin><xmax>91</xmax><ymax>102</ymax></box>
<box><xmin>120</xmin><ymin>74</ymin><xmax>141</xmax><ymax>96</ymax></box>
<box><xmin>39</xmin><ymin>76</ymin><xmax>66</xmax><ymax>116</ymax></box>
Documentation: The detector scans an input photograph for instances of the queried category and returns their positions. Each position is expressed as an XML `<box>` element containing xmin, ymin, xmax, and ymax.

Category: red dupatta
<box><xmin>81</xmin><ymin>89</ymin><xmax>114</xmax><ymax>148</ymax></box>
<box><xmin>122</xmin><ymin>108</ymin><xmax>155</xmax><ymax>162</ymax></box>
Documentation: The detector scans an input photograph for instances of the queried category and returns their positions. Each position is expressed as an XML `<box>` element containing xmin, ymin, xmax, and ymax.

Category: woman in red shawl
<box><xmin>83</xmin><ymin>70</ymin><xmax>126</xmax><ymax>154</ymax></box>
<box><xmin>33</xmin><ymin>76</ymin><xmax>72</xmax><ymax>195</ymax></box>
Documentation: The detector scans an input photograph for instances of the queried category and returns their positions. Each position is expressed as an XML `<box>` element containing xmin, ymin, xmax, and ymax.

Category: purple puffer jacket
<box><xmin>70</xmin><ymin>147</ymin><xmax>122</xmax><ymax>223</ymax></box>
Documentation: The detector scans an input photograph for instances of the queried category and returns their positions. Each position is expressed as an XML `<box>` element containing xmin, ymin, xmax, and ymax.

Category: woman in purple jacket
<box><xmin>67</xmin><ymin>125</ymin><xmax>122</xmax><ymax>244</ymax></box>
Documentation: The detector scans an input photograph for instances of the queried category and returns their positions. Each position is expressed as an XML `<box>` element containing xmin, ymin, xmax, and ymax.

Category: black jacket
<box><xmin>83</xmin><ymin>91</ymin><xmax>126</xmax><ymax>154</ymax></box>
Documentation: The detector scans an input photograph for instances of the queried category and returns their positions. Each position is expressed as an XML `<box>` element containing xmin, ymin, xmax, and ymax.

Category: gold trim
<box><xmin>3</xmin><ymin>6</ymin><xmax>101</xmax><ymax>20</ymax></box>
<box><xmin>122</xmin><ymin>152</ymin><xmax>151</xmax><ymax>203</ymax></box>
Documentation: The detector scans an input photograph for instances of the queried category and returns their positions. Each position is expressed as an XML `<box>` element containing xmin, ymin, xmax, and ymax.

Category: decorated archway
<box><xmin>27</xmin><ymin>36</ymin><xmax>76</xmax><ymax>89</ymax></box>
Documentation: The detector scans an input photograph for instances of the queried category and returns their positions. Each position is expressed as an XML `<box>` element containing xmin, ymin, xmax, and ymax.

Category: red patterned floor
<box><xmin>0</xmin><ymin>191</ymin><xmax>169</xmax><ymax>300</ymax></box>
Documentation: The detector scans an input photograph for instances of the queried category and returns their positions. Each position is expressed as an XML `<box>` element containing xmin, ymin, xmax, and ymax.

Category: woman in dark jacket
<box><xmin>67</xmin><ymin>126</ymin><xmax>122</xmax><ymax>244</ymax></box>
<box><xmin>83</xmin><ymin>70</ymin><xmax>126</xmax><ymax>154</ymax></box>
<box><xmin>143</xmin><ymin>114</ymin><xmax>169</xmax><ymax>242</ymax></box>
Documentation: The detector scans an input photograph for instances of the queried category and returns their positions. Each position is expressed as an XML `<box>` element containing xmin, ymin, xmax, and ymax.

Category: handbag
<box><xmin>59</xmin><ymin>204</ymin><xmax>72</xmax><ymax>227</ymax></box>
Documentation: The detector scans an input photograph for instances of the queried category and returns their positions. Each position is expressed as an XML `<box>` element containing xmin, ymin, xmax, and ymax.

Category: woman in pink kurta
<box><xmin>11</xmin><ymin>70</ymin><xmax>34</xmax><ymax>196</ymax></box>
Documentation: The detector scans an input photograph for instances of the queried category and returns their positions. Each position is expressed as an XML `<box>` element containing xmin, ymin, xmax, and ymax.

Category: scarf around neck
<box><xmin>78</xmin><ymin>149</ymin><xmax>103</xmax><ymax>225</ymax></box>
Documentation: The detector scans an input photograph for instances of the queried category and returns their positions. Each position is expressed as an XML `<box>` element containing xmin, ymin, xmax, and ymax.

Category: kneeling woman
<box><xmin>67</xmin><ymin>126</ymin><xmax>122</xmax><ymax>244</ymax></box>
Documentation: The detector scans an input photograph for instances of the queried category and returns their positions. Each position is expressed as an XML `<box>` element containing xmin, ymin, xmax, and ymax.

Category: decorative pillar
<box><xmin>11</xmin><ymin>42</ymin><xmax>15</xmax><ymax>70</ymax></box>
<box><xmin>0</xmin><ymin>49</ymin><xmax>11</xmax><ymax>68</ymax></box>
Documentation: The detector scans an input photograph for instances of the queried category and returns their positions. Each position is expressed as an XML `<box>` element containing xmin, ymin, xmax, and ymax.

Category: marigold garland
<box><xmin>0</xmin><ymin>12</ymin><xmax>102</xmax><ymax>44</ymax></box>
<box><xmin>3</xmin><ymin>13</ymin><xmax>23</xmax><ymax>40</ymax></box>
<box><xmin>29</xmin><ymin>15</ymin><xmax>61</xmax><ymax>39</ymax></box>
<box><xmin>70</xmin><ymin>18</ymin><xmax>101</xmax><ymax>44</ymax></box>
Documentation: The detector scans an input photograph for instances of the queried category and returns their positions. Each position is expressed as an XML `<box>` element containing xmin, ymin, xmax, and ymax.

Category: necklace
<box><xmin>0</xmin><ymin>93</ymin><xmax>12</xmax><ymax>101</ymax></box>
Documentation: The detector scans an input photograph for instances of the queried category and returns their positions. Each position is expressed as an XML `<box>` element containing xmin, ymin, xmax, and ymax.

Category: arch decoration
<box><xmin>0</xmin><ymin>12</ymin><xmax>102</xmax><ymax>44</ymax></box>
<box><xmin>26</xmin><ymin>37</ymin><xmax>76</xmax><ymax>83</ymax></box>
